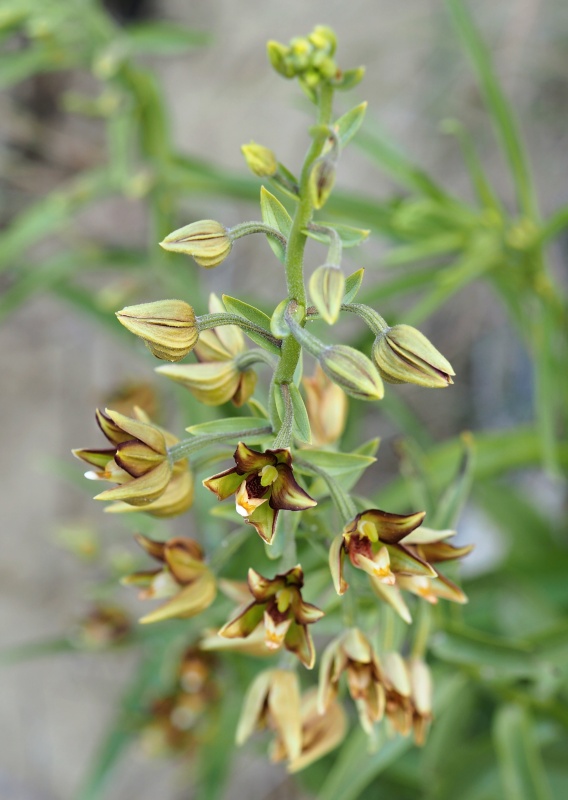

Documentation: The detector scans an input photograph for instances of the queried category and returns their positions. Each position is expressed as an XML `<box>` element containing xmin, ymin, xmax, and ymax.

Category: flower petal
<box><xmin>202</xmin><ymin>466</ymin><xmax>242</xmax><ymax>500</ymax></box>
<box><xmin>233</xmin><ymin>369</ymin><xmax>257</xmax><ymax>407</ymax></box>
<box><xmin>219</xmin><ymin>601</ymin><xmax>265</xmax><ymax>638</ymax></box>
<box><xmin>164</xmin><ymin>538</ymin><xmax>206</xmax><ymax>584</ymax></box>
<box><xmin>94</xmin><ymin>460</ymin><xmax>172</xmax><ymax>506</ymax></box>
<box><xmin>234</xmin><ymin>442</ymin><xmax>275</xmax><ymax>473</ymax></box>
<box><xmin>246</xmin><ymin>502</ymin><xmax>278</xmax><ymax>544</ymax></box>
<box><xmin>295</xmin><ymin>600</ymin><xmax>325</xmax><ymax>626</ymax></box>
<box><xmin>351</xmin><ymin>509</ymin><xmax>426</xmax><ymax>544</ymax></box>
<box><xmin>105</xmin><ymin>408</ymin><xmax>166</xmax><ymax>453</ymax></box>
<box><xmin>134</xmin><ymin>534</ymin><xmax>166</xmax><ymax>562</ymax></box>
<box><xmin>270</xmin><ymin>464</ymin><xmax>317</xmax><ymax>511</ymax></box>
<box><xmin>104</xmin><ymin>467</ymin><xmax>193</xmax><ymax>518</ymax></box>
<box><xmin>114</xmin><ymin>440</ymin><xmax>165</xmax><ymax>478</ymax></box>
<box><xmin>285</xmin><ymin>621</ymin><xmax>315</xmax><ymax>669</ymax></box>
<box><xmin>285</xmin><ymin>691</ymin><xmax>347</xmax><ymax>773</ymax></box>
<box><xmin>138</xmin><ymin>571</ymin><xmax>216</xmax><ymax>624</ymax></box>
<box><xmin>95</xmin><ymin>408</ymin><xmax>133</xmax><ymax>445</ymax></box>
<box><xmin>72</xmin><ymin>448</ymin><xmax>116</xmax><ymax>469</ymax></box>
<box><xmin>329</xmin><ymin>534</ymin><xmax>348</xmax><ymax>595</ymax></box>
<box><xmin>235</xmin><ymin>669</ymin><xmax>273</xmax><ymax>745</ymax></box>
<box><xmin>386</xmin><ymin>543</ymin><xmax>437</xmax><ymax>577</ymax></box>
<box><xmin>247</xmin><ymin>568</ymin><xmax>281</xmax><ymax>601</ymax></box>
<box><xmin>268</xmin><ymin>670</ymin><xmax>303</xmax><ymax>762</ymax></box>
<box><xmin>370</xmin><ymin>578</ymin><xmax>412</xmax><ymax>624</ymax></box>
<box><xmin>416</xmin><ymin>541</ymin><xmax>474</xmax><ymax>563</ymax></box>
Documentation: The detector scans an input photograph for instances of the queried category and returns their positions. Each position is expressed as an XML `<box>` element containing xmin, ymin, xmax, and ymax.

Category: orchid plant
<box><xmin>74</xmin><ymin>26</ymin><xmax>471</xmax><ymax>774</ymax></box>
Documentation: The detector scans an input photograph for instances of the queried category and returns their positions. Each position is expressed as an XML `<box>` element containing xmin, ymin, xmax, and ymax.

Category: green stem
<box><xmin>234</xmin><ymin>349</ymin><xmax>277</xmax><ymax>370</ymax></box>
<box><xmin>294</xmin><ymin>456</ymin><xmax>356</xmax><ymax>523</ymax></box>
<box><xmin>284</xmin><ymin>304</ymin><xmax>326</xmax><ymax>358</ymax></box>
<box><xmin>197</xmin><ymin>312</ymin><xmax>282</xmax><ymax>349</ymax></box>
<box><xmin>341</xmin><ymin>303</ymin><xmax>389</xmax><ymax>334</ymax></box>
<box><xmin>229</xmin><ymin>221</ymin><xmax>287</xmax><ymax>249</ymax></box>
<box><xmin>272</xmin><ymin>383</ymin><xmax>294</xmax><ymax>448</ymax></box>
<box><xmin>309</xmin><ymin>223</ymin><xmax>343</xmax><ymax>266</ymax></box>
<box><xmin>168</xmin><ymin>426</ymin><xmax>272</xmax><ymax>462</ymax></box>
<box><xmin>411</xmin><ymin>602</ymin><xmax>432</xmax><ymax>659</ymax></box>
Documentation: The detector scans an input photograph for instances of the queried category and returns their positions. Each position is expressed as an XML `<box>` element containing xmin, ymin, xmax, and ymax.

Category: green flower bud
<box><xmin>309</xmin><ymin>157</ymin><xmax>336</xmax><ymax>210</ymax></box>
<box><xmin>160</xmin><ymin>220</ymin><xmax>232</xmax><ymax>268</ymax></box>
<box><xmin>319</xmin><ymin>345</ymin><xmax>384</xmax><ymax>401</ymax></box>
<box><xmin>372</xmin><ymin>324</ymin><xmax>455</xmax><ymax>388</ymax></box>
<box><xmin>116</xmin><ymin>300</ymin><xmax>198</xmax><ymax>362</ymax></box>
<box><xmin>267</xmin><ymin>40</ymin><xmax>295</xmax><ymax>78</ymax></box>
<box><xmin>309</xmin><ymin>25</ymin><xmax>337</xmax><ymax>56</ymax></box>
<box><xmin>241</xmin><ymin>141</ymin><xmax>278</xmax><ymax>177</ymax></box>
<box><xmin>309</xmin><ymin>265</ymin><xmax>345</xmax><ymax>325</ymax></box>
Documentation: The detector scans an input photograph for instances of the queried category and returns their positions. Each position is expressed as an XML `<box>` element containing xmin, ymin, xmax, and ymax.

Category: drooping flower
<box><xmin>302</xmin><ymin>364</ymin><xmax>348</xmax><ymax>446</ymax></box>
<box><xmin>236</xmin><ymin>669</ymin><xmax>302</xmax><ymax>762</ymax></box>
<box><xmin>218</xmin><ymin>565</ymin><xmax>324</xmax><ymax>669</ymax></box>
<box><xmin>270</xmin><ymin>688</ymin><xmax>347</xmax><ymax>773</ymax></box>
<box><xmin>116</xmin><ymin>299</ymin><xmax>199</xmax><ymax>362</ymax></box>
<box><xmin>122</xmin><ymin>534</ymin><xmax>216</xmax><ymax>624</ymax></box>
<box><xmin>318</xmin><ymin>628</ymin><xmax>385</xmax><ymax>734</ymax></box>
<box><xmin>73</xmin><ymin>407</ymin><xmax>193</xmax><ymax>517</ymax></box>
<box><xmin>156</xmin><ymin>294</ymin><xmax>257</xmax><ymax>406</ymax></box>
<box><xmin>372</xmin><ymin>324</ymin><xmax>455</xmax><ymax>388</ymax></box>
<box><xmin>160</xmin><ymin>219</ymin><xmax>232</xmax><ymax>268</ymax></box>
<box><xmin>381</xmin><ymin>653</ymin><xmax>433</xmax><ymax>745</ymax></box>
<box><xmin>329</xmin><ymin>508</ymin><xmax>431</xmax><ymax>595</ymax></box>
<box><xmin>203</xmin><ymin>442</ymin><xmax>317</xmax><ymax>543</ymax></box>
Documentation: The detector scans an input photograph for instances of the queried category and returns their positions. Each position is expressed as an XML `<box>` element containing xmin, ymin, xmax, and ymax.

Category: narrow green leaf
<box><xmin>431</xmin><ymin>627</ymin><xmax>536</xmax><ymax>677</ymax></box>
<box><xmin>445</xmin><ymin>0</ymin><xmax>537</xmax><ymax>217</ymax></box>
<box><xmin>260</xmin><ymin>186</ymin><xmax>292</xmax><ymax>263</ymax></box>
<box><xmin>306</xmin><ymin>221</ymin><xmax>370</xmax><ymax>248</ymax></box>
<box><xmin>124</xmin><ymin>22</ymin><xmax>210</xmax><ymax>55</ymax></box>
<box><xmin>297</xmin><ymin>449</ymin><xmax>376</xmax><ymax>477</ymax></box>
<box><xmin>222</xmin><ymin>295</ymin><xmax>272</xmax><ymax>332</ymax></box>
<box><xmin>343</xmin><ymin>268</ymin><xmax>365</xmax><ymax>303</ymax></box>
<box><xmin>432</xmin><ymin>432</ymin><xmax>475</xmax><ymax>528</ymax></box>
<box><xmin>494</xmin><ymin>704</ymin><xmax>552</xmax><ymax>800</ymax></box>
<box><xmin>334</xmin><ymin>101</ymin><xmax>368</xmax><ymax>148</ymax></box>
<box><xmin>185</xmin><ymin>417</ymin><xmax>270</xmax><ymax>436</ymax></box>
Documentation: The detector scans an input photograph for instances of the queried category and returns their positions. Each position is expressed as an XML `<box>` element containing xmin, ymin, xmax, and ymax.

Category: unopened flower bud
<box><xmin>308</xmin><ymin>26</ymin><xmax>337</xmax><ymax>55</ymax></box>
<box><xmin>160</xmin><ymin>220</ymin><xmax>232</xmax><ymax>269</ymax></box>
<box><xmin>319</xmin><ymin>345</ymin><xmax>384</xmax><ymax>401</ymax></box>
<box><xmin>116</xmin><ymin>300</ymin><xmax>198</xmax><ymax>362</ymax></box>
<box><xmin>267</xmin><ymin>40</ymin><xmax>295</xmax><ymax>78</ymax></box>
<box><xmin>241</xmin><ymin>141</ymin><xmax>278</xmax><ymax>177</ymax></box>
<box><xmin>372</xmin><ymin>324</ymin><xmax>455</xmax><ymax>388</ymax></box>
<box><xmin>302</xmin><ymin>365</ymin><xmax>347</xmax><ymax>446</ymax></box>
<box><xmin>309</xmin><ymin>265</ymin><xmax>345</xmax><ymax>325</ymax></box>
<box><xmin>309</xmin><ymin>157</ymin><xmax>336</xmax><ymax>210</ymax></box>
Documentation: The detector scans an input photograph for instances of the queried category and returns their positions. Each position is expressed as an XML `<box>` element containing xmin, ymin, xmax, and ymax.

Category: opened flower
<box><xmin>218</xmin><ymin>565</ymin><xmax>324</xmax><ymax>669</ymax></box>
<box><xmin>73</xmin><ymin>407</ymin><xmax>193</xmax><ymax>517</ymax></box>
<box><xmin>371</xmin><ymin>526</ymin><xmax>471</xmax><ymax>621</ymax></box>
<box><xmin>203</xmin><ymin>442</ymin><xmax>317</xmax><ymax>543</ymax></box>
<box><xmin>122</xmin><ymin>534</ymin><xmax>216</xmax><ymax>624</ymax></box>
<box><xmin>381</xmin><ymin>653</ymin><xmax>433</xmax><ymax>745</ymax></box>
<box><xmin>156</xmin><ymin>293</ymin><xmax>257</xmax><ymax>407</ymax></box>
<box><xmin>329</xmin><ymin>508</ymin><xmax>432</xmax><ymax>595</ymax></box>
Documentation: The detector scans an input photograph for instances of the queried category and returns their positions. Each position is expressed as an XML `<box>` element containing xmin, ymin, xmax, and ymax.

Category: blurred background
<box><xmin>1</xmin><ymin>0</ymin><xmax>567</xmax><ymax>798</ymax></box>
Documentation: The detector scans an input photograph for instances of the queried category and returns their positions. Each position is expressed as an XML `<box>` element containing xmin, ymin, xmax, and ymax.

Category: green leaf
<box><xmin>260</xmin><ymin>186</ymin><xmax>292</xmax><ymax>263</ymax></box>
<box><xmin>124</xmin><ymin>22</ymin><xmax>210</xmax><ymax>55</ymax></box>
<box><xmin>343</xmin><ymin>268</ymin><xmax>365</xmax><ymax>303</ymax></box>
<box><xmin>445</xmin><ymin>0</ymin><xmax>537</xmax><ymax>217</ymax></box>
<box><xmin>306</xmin><ymin>222</ymin><xmax>370</xmax><ymax>248</ymax></box>
<box><xmin>289</xmin><ymin>383</ymin><xmax>311</xmax><ymax>444</ymax></box>
<box><xmin>220</xmin><ymin>295</ymin><xmax>281</xmax><ymax>355</ymax></box>
<box><xmin>334</xmin><ymin>102</ymin><xmax>367</xmax><ymax>148</ymax></box>
<box><xmin>221</xmin><ymin>295</ymin><xmax>272</xmax><ymax>332</ymax></box>
<box><xmin>432</xmin><ymin>432</ymin><xmax>475</xmax><ymax>528</ymax></box>
<box><xmin>352</xmin><ymin>437</ymin><xmax>381</xmax><ymax>459</ymax></box>
<box><xmin>494</xmin><ymin>704</ymin><xmax>552</xmax><ymax>800</ymax></box>
<box><xmin>185</xmin><ymin>417</ymin><xmax>272</xmax><ymax>436</ymax></box>
<box><xmin>431</xmin><ymin>627</ymin><xmax>536</xmax><ymax>677</ymax></box>
<box><xmin>297</xmin><ymin>449</ymin><xmax>376</xmax><ymax>477</ymax></box>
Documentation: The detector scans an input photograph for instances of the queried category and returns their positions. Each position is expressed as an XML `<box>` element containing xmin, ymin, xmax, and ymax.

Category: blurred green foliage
<box><xmin>1</xmin><ymin>0</ymin><xmax>567</xmax><ymax>798</ymax></box>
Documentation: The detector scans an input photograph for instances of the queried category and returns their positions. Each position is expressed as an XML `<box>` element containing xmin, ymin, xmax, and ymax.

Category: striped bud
<box><xmin>309</xmin><ymin>265</ymin><xmax>345</xmax><ymax>325</ymax></box>
<box><xmin>319</xmin><ymin>345</ymin><xmax>384</xmax><ymax>401</ymax></box>
<box><xmin>116</xmin><ymin>300</ymin><xmax>198</xmax><ymax>362</ymax></box>
<box><xmin>372</xmin><ymin>324</ymin><xmax>455</xmax><ymax>388</ymax></box>
<box><xmin>160</xmin><ymin>220</ymin><xmax>232</xmax><ymax>268</ymax></box>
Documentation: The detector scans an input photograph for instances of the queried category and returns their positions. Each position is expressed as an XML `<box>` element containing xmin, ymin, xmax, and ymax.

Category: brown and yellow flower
<box><xmin>382</xmin><ymin>653</ymin><xmax>433</xmax><ymax>745</ymax></box>
<box><xmin>156</xmin><ymin>293</ymin><xmax>257</xmax><ymax>407</ymax></box>
<box><xmin>370</xmin><ymin>526</ymin><xmax>472</xmax><ymax>620</ymax></box>
<box><xmin>203</xmin><ymin>442</ymin><xmax>317</xmax><ymax>544</ymax></box>
<box><xmin>329</xmin><ymin>508</ymin><xmax>431</xmax><ymax>595</ymax></box>
<box><xmin>73</xmin><ymin>407</ymin><xmax>193</xmax><ymax>517</ymax></box>
<box><xmin>218</xmin><ymin>565</ymin><xmax>324</xmax><ymax>669</ymax></box>
<box><xmin>122</xmin><ymin>534</ymin><xmax>216</xmax><ymax>624</ymax></box>
<box><xmin>318</xmin><ymin>628</ymin><xmax>385</xmax><ymax>734</ymax></box>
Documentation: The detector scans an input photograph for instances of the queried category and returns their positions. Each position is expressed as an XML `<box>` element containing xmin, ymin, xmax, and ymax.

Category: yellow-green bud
<box><xmin>160</xmin><ymin>220</ymin><xmax>232</xmax><ymax>268</ymax></box>
<box><xmin>241</xmin><ymin>141</ymin><xmax>278</xmax><ymax>177</ymax></box>
<box><xmin>116</xmin><ymin>300</ymin><xmax>198</xmax><ymax>362</ymax></box>
<box><xmin>372</xmin><ymin>324</ymin><xmax>455</xmax><ymax>388</ymax></box>
<box><xmin>319</xmin><ymin>345</ymin><xmax>384</xmax><ymax>401</ymax></box>
<box><xmin>309</xmin><ymin>25</ymin><xmax>337</xmax><ymax>55</ymax></box>
<box><xmin>309</xmin><ymin>265</ymin><xmax>345</xmax><ymax>325</ymax></box>
<box><xmin>309</xmin><ymin>157</ymin><xmax>336</xmax><ymax>210</ymax></box>
<box><xmin>267</xmin><ymin>40</ymin><xmax>295</xmax><ymax>78</ymax></box>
